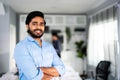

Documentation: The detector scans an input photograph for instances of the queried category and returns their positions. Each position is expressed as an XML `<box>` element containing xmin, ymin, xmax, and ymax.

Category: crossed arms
<box><xmin>40</xmin><ymin>67</ymin><xmax>60</xmax><ymax>80</ymax></box>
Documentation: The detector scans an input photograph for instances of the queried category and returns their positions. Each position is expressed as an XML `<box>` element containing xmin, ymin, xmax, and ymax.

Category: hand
<box><xmin>41</xmin><ymin>67</ymin><xmax>59</xmax><ymax>77</ymax></box>
<box><xmin>42</xmin><ymin>73</ymin><xmax>53</xmax><ymax>80</ymax></box>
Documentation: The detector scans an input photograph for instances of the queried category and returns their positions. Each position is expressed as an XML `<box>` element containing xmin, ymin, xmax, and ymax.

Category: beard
<box><xmin>27</xmin><ymin>29</ymin><xmax>44</xmax><ymax>38</ymax></box>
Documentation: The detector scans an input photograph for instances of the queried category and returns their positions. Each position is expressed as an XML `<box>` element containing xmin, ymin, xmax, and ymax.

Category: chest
<box><xmin>27</xmin><ymin>45</ymin><xmax>53</xmax><ymax>67</ymax></box>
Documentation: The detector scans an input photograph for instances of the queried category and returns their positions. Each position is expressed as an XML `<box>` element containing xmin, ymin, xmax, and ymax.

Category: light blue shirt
<box><xmin>14</xmin><ymin>36</ymin><xmax>65</xmax><ymax>80</ymax></box>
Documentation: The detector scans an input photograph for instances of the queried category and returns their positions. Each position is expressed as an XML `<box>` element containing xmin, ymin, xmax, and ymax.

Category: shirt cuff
<box><xmin>32</xmin><ymin>70</ymin><xmax>43</xmax><ymax>80</ymax></box>
<box><xmin>54</xmin><ymin>66</ymin><xmax>65</xmax><ymax>76</ymax></box>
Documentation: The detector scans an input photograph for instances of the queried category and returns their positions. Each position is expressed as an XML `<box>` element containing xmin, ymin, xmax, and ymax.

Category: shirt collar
<box><xmin>27</xmin><ymin>35</ymin><xmax>43</xmax><ymax>42</ymax></box>
<box><xmin>27</xmin><ymin>35</ymin><xmax>45</xmax><ymax>46</ymax></box>
<box><xmin>27</xmin><ymin>35</ymin><xmax>36</xmax><ymax>42</ymax></box>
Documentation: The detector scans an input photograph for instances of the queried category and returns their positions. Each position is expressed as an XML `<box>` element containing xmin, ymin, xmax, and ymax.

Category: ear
<box><xmin>26</xmin><ymin>25</ymin><xmax>29</xmax><ymax>30</ymax></box>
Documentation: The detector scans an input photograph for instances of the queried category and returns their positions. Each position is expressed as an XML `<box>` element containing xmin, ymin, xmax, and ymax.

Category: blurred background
<box><xmin>0</xmin><ymin>0</ymin><xmax>120</xmax><ymax>80</ymax></box>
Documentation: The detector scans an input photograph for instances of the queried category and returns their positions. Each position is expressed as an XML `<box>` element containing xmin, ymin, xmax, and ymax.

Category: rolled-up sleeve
<box><xmin>14</xmin><ymin>43</ymin><xmax>43</xmax><ymax>80</ymax></box>
<box><xmin>51</xmin><ymin>46</ymin><xmax>65</xmax><ymax>76</ymax></box>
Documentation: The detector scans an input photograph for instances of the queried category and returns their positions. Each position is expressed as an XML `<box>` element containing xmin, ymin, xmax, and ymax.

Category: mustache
<box><xmin>34</xmin><ymin>29</ymin><xmax>43</xmax><ymax>32</ymax></box>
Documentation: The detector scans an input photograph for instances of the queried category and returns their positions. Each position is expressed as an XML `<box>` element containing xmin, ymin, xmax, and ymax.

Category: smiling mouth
<box><xmin>35</xmin><ymin>30</ymin><xmax>41</xmax><ymax>33</ymax></box>
<box><xmin>34</xmin><ymin>29</ymin><xmax>42</xmax><ymax>34</ymax></box>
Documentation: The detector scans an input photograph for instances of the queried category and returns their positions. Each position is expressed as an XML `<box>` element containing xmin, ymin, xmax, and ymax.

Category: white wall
<box><xmin>117</xmin><ymin>5</ymin><xmax>120</xmax><ymax>80</ymax></box>
<box><xmin>9</xmin><ymin>7</ymin><xmax>16</xmax><ymax>72</ymax></box>
<box><xmin>0</xmin><ymin>4</ymin><xmax>16</xmax><ymax>73</ymax></box>
<box><xmin>0</xmin><ymin>6</ymin><xmax>10</xmax><ymax>73</ymax></box>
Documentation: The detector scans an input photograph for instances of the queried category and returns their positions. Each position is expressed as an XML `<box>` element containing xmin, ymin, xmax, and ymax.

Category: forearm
<box><xmin>40</xmin><ymin>67</ymin><xmax>60</xmax><ymax>77</ymax></box>
<box><xmin>42</xmin><ymin>73</ymin><xmax>53</xmax><ymax>80</ymax></box>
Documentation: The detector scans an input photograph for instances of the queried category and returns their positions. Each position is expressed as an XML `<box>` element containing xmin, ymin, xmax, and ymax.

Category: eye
<box><xmin>32</xmin><ymin>23</ymin><xmax>37</xmax><ymax>25</ymax></box>
<box><xmin>32</xmin><ymin>22</ymin><xmax>38</xmax><ymax>26</ymax></box>
<box><xmin>40</xmin><ymin>22</ymin><xmax>45</xmax><ymax>26</ymax></box>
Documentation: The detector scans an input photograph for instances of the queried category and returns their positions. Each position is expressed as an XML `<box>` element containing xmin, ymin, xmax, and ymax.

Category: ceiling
<box><xmin>2</xmin><ymin>0</ymin><xmax>108</xmax><ymax>14</ymax></box>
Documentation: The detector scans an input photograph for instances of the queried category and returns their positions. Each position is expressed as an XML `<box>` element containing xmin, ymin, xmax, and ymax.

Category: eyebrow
<box><xmin>32</xmin><ymin>21</ymin><xmax>45</xmax><ymax>23</ymax></box>
<box><xmin>32</xmin><ymin>22</ymin><xmax>38</xmax><ymax>24</ymax></box>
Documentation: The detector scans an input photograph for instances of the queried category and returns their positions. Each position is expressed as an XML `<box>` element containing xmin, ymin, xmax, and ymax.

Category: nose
<box><xmin>36</xmin><ymin>24</ymin><xmax>44</xmax><ymax>29</ymax></box>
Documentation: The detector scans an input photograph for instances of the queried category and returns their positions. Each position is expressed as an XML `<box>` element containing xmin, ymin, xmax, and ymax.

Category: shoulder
<box><xmin>14</xmin><ymin>38</ymin><xmax>29</xmax><ymax>56</ymax></box>
<box><xmin>16</xmin><ymin>40</ymin><xmax>26</xmax><ymax>47</ymax></box>
<box><xmin>43</xmin><ymin>41</ymin><xmax>52</xmax><ymax>46</ymax></box>
<box><xmin>15</xmin><ymin>38</ymin><xmax>29</xmax><ymax>51</ymax></box>
<box><xmin>42</xmin><ymin>40</ymin><xmax>55</xmax><ymax>49</ymax></box>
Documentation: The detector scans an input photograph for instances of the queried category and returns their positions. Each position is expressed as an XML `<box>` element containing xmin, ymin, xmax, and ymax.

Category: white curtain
<box><xmin>88</xmin><ymin>6</ymin><xmax>118</xmax><ymax>77</ymax></box>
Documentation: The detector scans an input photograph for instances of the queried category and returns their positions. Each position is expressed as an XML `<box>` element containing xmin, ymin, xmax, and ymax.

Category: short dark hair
<box><xmin>52</xmin><ymin>33</ymin><xmax>58</xmax><ymax>38</ymax></box>
<box><xmin>25</xmin><ymin>11</ymin><xmax>46</xmax><ymax>25</ymax></box>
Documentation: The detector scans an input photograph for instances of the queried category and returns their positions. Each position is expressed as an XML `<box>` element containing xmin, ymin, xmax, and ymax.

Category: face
<box><xmin>26</xmin><ymin>16</ymin><xmax>45</xmax><ymax>38</ymax></box>
<box><xmin>52</xmin><ymin>35</ymin><xmax>58</xmax><ymax>41</ymax></box>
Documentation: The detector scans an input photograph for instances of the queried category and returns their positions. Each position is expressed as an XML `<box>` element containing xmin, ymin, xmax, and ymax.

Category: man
<box><xmin>14</xmin><ymin>11</ymin><xmax>65</xmax><ymax>80</ymax></box>
<box><xmin>52</xmin><ymin>33</ymin><xmax>62</xmax><ymax>58</ymax></box>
